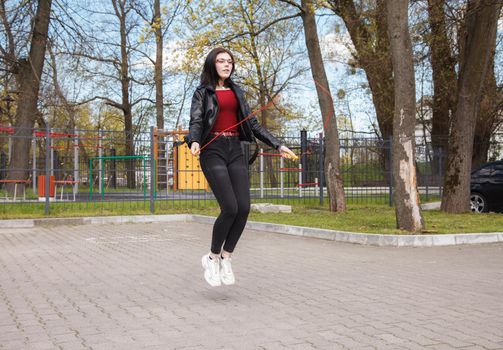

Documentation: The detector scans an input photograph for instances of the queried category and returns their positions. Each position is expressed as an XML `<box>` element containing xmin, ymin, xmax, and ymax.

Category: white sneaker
<box><xmin>220</xmin><ymin>257</ymin><xmax>235</xmax><ymax>285</ymax></box>
<box><xmin>201</xmin><ymin>254</ymin><xmax>221</xmax><ymax>287</ymax></box>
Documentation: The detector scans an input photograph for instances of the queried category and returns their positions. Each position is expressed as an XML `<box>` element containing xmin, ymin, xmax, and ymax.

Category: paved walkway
<box><xmin>0</xmin><ymin>221</ymin><xmax>502</xmax><ymax>350</ymax></box>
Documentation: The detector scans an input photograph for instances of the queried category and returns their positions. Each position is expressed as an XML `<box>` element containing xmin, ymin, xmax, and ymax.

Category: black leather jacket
<box><xmin>187</xmin><ymin>80</ymin><xmax>282</xmax><ymax>151</ymax></box>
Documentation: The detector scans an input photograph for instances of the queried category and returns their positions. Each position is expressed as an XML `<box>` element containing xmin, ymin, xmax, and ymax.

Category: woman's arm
<box><xmin>244</xmin><ymin>99</ymin><xmax>297</xmax><ymax>159</ymax></box>
<box><xmin>247</xmin><ymin>114</ymin><xmax>282</xmax><ymax>150</ymax></box>
<box><xmin>241</xmin><ymin>96</ymin><xmax>281</xmax><ymax>149</ymax></box>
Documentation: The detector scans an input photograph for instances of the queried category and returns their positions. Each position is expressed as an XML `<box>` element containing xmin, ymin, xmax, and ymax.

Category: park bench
<box><xmin>0</xmin><ymin>179</ymin><xmax>32</xmax><ymax>201</ymax></box>
<box><xmin>54</xmin><ymin>177</ymin><xmax>79</xmax><ymax>201</ymax></box>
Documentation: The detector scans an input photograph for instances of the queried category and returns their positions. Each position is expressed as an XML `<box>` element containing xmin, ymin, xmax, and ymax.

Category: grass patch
<box><xmin>247</xmin><ymin>204</ymin><xmax>503</xmax><ymax>234</ymax></box>
<box><xmin>161</xmin><ymin>202</ymin><xmax>501</xmax><ymax>234</ymax></box>
<box><xmin>0</xmin><ymin>200</ymin><xmax>500</xmax><ymax>235</ymax></box>
<box><xmin>0</xmin><ymin>200</ymin><xmax>220</xmax><ymax>219</ymax></box>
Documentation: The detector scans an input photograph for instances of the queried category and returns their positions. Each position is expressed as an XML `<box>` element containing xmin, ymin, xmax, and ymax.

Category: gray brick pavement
<box><xmin>0</xmin><ymin>222</ymin><xmax>502</xmax><ymax>349</ymax></box>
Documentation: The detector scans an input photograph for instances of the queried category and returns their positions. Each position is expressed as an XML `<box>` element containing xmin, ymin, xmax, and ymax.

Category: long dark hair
<box><xmin>200</xmin><ymin>47</ymin><xmax>235</xmax><ymax>88</ymax></box>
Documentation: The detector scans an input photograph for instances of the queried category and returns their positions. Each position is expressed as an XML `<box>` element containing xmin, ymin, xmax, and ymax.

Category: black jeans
<box><xmin>200</xmin><ymin>136</ymin><xmax>250</xmax><ymax>254</ymax></box>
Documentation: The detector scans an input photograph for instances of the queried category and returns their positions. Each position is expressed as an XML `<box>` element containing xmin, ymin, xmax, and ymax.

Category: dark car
<box><xmin>470</xmin><ymin>160</ymin><xmax>503</xmax><ymax>213</ymax></box>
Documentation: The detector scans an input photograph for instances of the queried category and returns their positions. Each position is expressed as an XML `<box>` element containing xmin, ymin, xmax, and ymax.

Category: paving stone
<box><xmin>26</xmin><ymin>341</ymin><xmax>58</xmax><ymax>350</ymax></box>
<box><xmin>0</xmin><ymin>222</ymin><xmax>502</xmax><ymax>349</ymax></box>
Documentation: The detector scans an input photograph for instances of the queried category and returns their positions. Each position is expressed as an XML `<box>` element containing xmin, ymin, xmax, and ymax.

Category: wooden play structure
<box><xmin>153</xmin><ymin>127</ymin><xmax>209</xmax><ymax>192</ymax></box>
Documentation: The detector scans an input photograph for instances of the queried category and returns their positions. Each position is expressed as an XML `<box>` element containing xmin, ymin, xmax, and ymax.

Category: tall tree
<box><xmin>133</xmin><ymin>0</ymin><xmax>185</xmax><ymax>190</ymax></box>
<box><xmin>153</xmin><ymin>0</ymin><xmax>163</xmax><ymax>130</ymax></box>
<box><xmin>79</xmin><ymin>0</ymin><xmax>154</xmax><ymax>188</ymax></box>
<box><xmin>441</xmin><ymin>0</ymin><xmax>502</xmax><ymax>213</ymax></box>
<box><xmin>472</xmin><ymin>33</ymin><xmax>501</xmax><ymax>169</ymax></box>
<box><xmin>423</xmin><ymin>1</ymin><xmax>502</xmax><ymax>172</ymax></box>
<box><xmin>386</xmin><ymin>0</ymin><xmax>424</xmax><ymax>231</ymax></box>
<box><xmin>111</xmin><ymin>0</ymin><xmax>136</xmax><ymax>188</ymax></box>
<box><xmin>5</xmin><ymin>0</ymin><xmax>52</xmax><ymax>194</ymax></box>
<box><xmin>134</xmin><ymin>0</ymin><xmax>185</xmax><ymax>130</ymax></box>
<box><xmin>0</xmin><ymin>1</ymin><xmax>35</xmax><ymax>94</ymax></box>
<box><xmin>426</xmin><ymin>0</ymin><xmax>457</xmax><ymax>175</ymax></box>
<box><xmin>280</xmin><ymin>0</ymin><xmax>346</xmax><ymax>212</ymax></box>
<box><xmin>326</xmin><ymin>0</ymin><xmax>394</xmax><ymax>141</ymax></box>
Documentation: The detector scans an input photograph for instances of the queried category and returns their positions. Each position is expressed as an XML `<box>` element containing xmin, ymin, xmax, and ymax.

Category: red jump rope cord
<box><xmin>198</xmin><ymin>100</ymin><xmax>275</xmax><ymax>152</ymax></box>
<box><xmin>197</xmin><ymin>80</ymin><xmax>333</xmax><ymax>156</ymax></box>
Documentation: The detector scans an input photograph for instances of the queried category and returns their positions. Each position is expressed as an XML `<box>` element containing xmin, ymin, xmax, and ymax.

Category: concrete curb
<box><xmin>2</xmin><ymin>214</ymin><xmax>502</xmax><ymax>247</ymax></box>
<box><xmin>1</xmin><ymin>214</ymin><xmax>190</xmax><ymax>229</ymax></box>
<box><xmin>189</xmin><ymin>215</ymin><xmax>503</xmax><ymax>247</ymax></box>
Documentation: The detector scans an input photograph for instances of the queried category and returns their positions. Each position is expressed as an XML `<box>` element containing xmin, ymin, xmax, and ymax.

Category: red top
<box><xmin>212</xmin><ymin>89</ymin><xmax>239</xmax><ymax>133</ymax></box>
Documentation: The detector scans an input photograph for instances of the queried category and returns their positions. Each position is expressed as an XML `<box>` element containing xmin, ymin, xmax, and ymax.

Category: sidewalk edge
<box><xmin>2</xmin><ymin>214</ymin><xmax>502</xmax><ymax>247</ymax></box>
<box><xmin>188</xmin><ymin>214</ymin><xmax>503</xmax><ymax>247</ymax></box>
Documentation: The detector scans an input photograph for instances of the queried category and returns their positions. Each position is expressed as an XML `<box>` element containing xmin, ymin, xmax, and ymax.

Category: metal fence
<box><xmin>1</xmin><ymin>125</ymin><xmax>501</xmax><ymax>215</ymax></box>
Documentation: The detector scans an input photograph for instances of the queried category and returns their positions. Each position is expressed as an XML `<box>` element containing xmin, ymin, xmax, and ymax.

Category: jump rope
<box><xmin>195</xmin><ymin>80</ymin><xmax>335</xmax><ymax>161</ymax></box>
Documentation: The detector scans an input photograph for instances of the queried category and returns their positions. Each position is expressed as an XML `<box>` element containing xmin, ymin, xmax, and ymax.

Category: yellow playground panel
<box><xmin>153</xmin><ymin>128</ymin><xmax>208</xmax><ymax>191</ymax></box>
<box><xmin>176</xmin><ymin>134</ymin><xmax>208</xmax><ymax>191</ymax></box>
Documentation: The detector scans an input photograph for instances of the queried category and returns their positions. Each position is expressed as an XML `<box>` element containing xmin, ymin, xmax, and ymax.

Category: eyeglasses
<box><xmin>216</xmin><ymin>58</ymin><xmax>234</xmax><ymax>65</ymax></box>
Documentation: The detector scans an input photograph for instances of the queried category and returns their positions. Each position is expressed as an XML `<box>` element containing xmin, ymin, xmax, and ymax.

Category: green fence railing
<box><xmin>89</xmin><ymin>155</ymin><xmax>150</xmax><ymax>200</ymax></box>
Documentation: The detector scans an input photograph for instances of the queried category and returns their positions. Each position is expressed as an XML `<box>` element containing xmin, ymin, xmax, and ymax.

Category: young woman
<box><xmin>187</xmin><ymin>47</ymin><xmax>296</xmax><ymax>287</ymax></box>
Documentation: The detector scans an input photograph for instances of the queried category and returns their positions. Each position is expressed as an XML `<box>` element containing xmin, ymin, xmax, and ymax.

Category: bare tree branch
<box><xmin>58</xmin><ymin>50</ymin><xmax>120</xmax><ymax>65</ymax></box>
<box><xmin>131</xmin><ymin>96</ymin><xmax>154</xmax><ymax>107</ymax></box>
<box><xmin>0</xmin><ymin>0</ymin><xmax>16</xmax><ymax>63</ymax></box>
<box><xmin>278</xmin><ymin>0</ymin><xmax>303</xmax><ymax>12</ymax></box>
<box><xmin>210</xmin><ymin>12</ymin><xmax>302</xmax><ymax>45</ymax></box>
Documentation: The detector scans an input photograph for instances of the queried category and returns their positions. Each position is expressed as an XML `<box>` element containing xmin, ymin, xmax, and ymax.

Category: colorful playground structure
<box><xmin>0</xmin><ymin>126</ymin><xmax>104</xmax><ymax>200</ymax></box>
<box><xmin>0</xmin><ymin>125</ymin><xmax>315</xmax><ymax>201</ymax></box>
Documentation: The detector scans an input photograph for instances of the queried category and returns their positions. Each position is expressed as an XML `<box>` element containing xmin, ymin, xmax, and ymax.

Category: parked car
<box><xmin>470</xmin><ymin>160</ymin><xmax>503</xmax><ymax>213</ymax></box>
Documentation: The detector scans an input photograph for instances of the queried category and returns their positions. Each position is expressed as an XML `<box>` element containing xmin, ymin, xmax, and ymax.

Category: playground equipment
<box><xmin>35</xmin><ymin>130</ymin><xmax>103</xmax><ymax>200</ymax></box>
<box><xmin>1</xmin><ymin>125</ymin><xmax>205</xmax><ymax>200</ymax></box>
<box><xmin>0</xmin><ymin>179</ymin><xmax>32</xmax><ymax>200</ymax></box>
<box><xmin>258</xmin><ymin>149</ymin><xmax>316</xmax><ymax>198</ymax></box>
<box><xmin>154</xmin><ymin>128</ymin><xmax>311</xmax><ymax>197</ymax></box>
<box><xmin>0</xmin><ymin>126</ymin><xmax>105</xmax><ymax>200</ymax></box>
<box><xmin>1</xmin><ymin>125</ymin><xmax>312</xmax><ymax>202</ymax></box>
<box><xmin>153</xmin><ymin>127</ymin><xmax>208</xmax><ymax>193</ymax></box>
<box><xmin>89</xmin><ymin>155</ymin><xmax>150</xmax><ymax>200</ymax></box>
<box><xmin>152</xmin><ymin>127</ymin><xmax>308</xmax><ymax>196</ymax></box>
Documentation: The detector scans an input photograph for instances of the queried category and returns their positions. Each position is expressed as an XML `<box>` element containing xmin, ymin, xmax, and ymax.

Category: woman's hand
<box><xmin>190</xmin><ymin>142</ymin><xmax>200</xmax><ymax>156</ymax></box>
<box><xmin>278</xmin><ymin>145</ymin><xmax>298</xmax><ymax>160</ymax></box>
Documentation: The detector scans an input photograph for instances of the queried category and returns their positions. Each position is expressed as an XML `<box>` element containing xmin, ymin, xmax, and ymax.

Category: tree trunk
<box><xmin>154</xmin><ymin>0</ymin><xmax>164</xmax><ymax>130</ymax></box>
<box><xmin>301</xmin><ymin>0</ymin><xmax>346</xmax><ymax>212</ymax></box>
<box><xmin>257</xmin><ymin>90</ymin><xmax>278</xmax><ymax>188</ymax></box>
<box><xmin>472</xmin><ymin>38</ymin><xmax>500</xmax><ymax>170</ymax></box>
<box><xmin>6</xmin><ymin>0</ymin><xmax>52</xmax><ymax>195</ymax></box>
<box><xmin>441</xmin><ymin>0</ymin><xmax>502</xmax><ymax>213</ymax></box>
<box><xmin>427</xmin><ymin>0</ymin><xmax>457</xmax><ymax>176</ymax></box>
<box><xmin>261</xmin><ymin>106</ymin><xmax>278</xmax><ymax>188</ymax></box>
<box><xmin>386</xmin><ymin>0</ymin><xmax>424</xmax><ymax>232</ymax></box>
<box><xmin>153</xmin><ymin>0</ymin><xmax>167</xmax><ymax>189</ymax></box>
<box><xmin>113</xmin><ymin>0</ymin><xmax>136</xmax><ymax>189</ymax></box>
